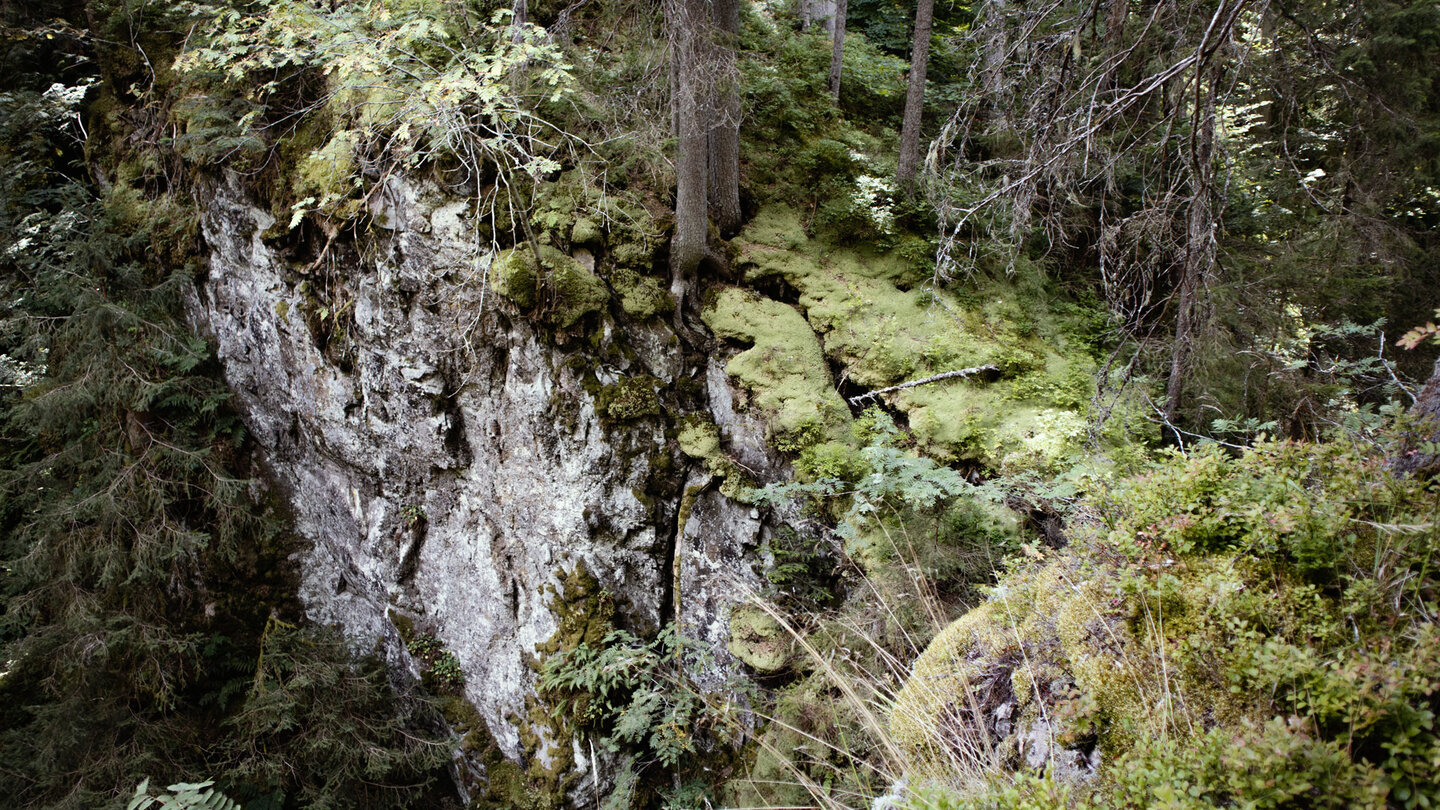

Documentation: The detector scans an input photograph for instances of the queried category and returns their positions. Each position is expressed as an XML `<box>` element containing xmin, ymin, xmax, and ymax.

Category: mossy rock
<box><xmin>726</xmin><ymin>604</ymin><xmax>793</xmax><ymax>674</ymax></box>
<box><xmin>720</xmin><ymin>723</ymin><xmax>814</xmax><ymax>810</ymax></box>
<box><xmin>571</xmin><ymin>216</ymin><xmax>602</xmax><ymax>247</ymax></box>
<box><xmin>701</xmin><ymin>286</ymin><xmax>850</xmax><ymax>450</ymax></box>
<box><xmin>608</xmin><ymin>265</ymin><xmax>672</xmax><ymax>319</ymax></box>
<box><xmin>491</xmin><ymin>244</ymin><xmax>609</xmax><ymax>328</ymax></box>
<box><xmin>889</xmin><ymin>546</ymin><xmax>1221</xmax><ymax>780</ymax></box>
<box><xmin>730</xmin><ymin>205</ymin><xmax>1122</xmax><ymax>470</ymax></box>
<box><xmin>677</xmin><ymin>416</ymin><xmax>723</xmax><ymax>463</ymax></box>
<box><xmin>537</xmin><ymin>562</ymin><xmax>617</xmax><ymax>656</ymax></box>
<box><xmin>290</xmin><ymin>129</ymin><xmax>364</xmax><ymax>219</ymax></box>
<box><xmin>597</xmin><ymin>375</ymin><xmax>662</xmax><ymax>422</ymax></box>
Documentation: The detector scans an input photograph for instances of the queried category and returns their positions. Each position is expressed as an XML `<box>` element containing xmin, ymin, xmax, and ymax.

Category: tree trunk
<box><xmin>666</xmin><ymin>0</ymin><xmax>709</xmax><ymax>325</ymax></box>
<box><xmin>1100</xmin><ymin>0</ymin><xmax>1125</xmax><ymax>89</ymax></box>
<box><xmin>709</xmin><ymin>0</ymin><xmax>742</xmax><ymax>236</ymax></box>
<box><xmin>895</xmin><ymin>0</ymin><xmax>935</xmax><ymax>196</ymax></box>
<box><xmin>981</xmin><ymin>0</ymin><xmax>1008</xmax><ymax>128</ymax></box>
<box><xmin>1164</xmin><ymin>66</ymin><xmax>1220</xmax><ymax>431</ymax></box>
<box><xmin>510</xmin><ymin>0</ymin><xmax>527</xmax><ymax>42</ymax></box>
<box><xmin>828</xmin><ymin>0</ymin><xmax>847</xmax><ymax>103</ymax></box>
<box><xmin>800</xmin><ymin>0</ymin><xmax>838</xmax><ymax>33</ymax></box>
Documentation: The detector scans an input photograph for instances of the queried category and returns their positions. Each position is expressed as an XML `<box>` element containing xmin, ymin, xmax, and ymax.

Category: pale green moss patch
<box><xmin>571</xmin><ymin>216</ymin><xmax>602</xmax><ymax>246</ymax></box>
<box><xmin>608</xmin><ymin>265</ymin><xmax>672</xmax><ymax>319</ymax></box>
<box><xmin>732</xmin><ymin>205</ymin><xmax>1120</xmax><ymax>470</ymax></box>
<box><xmin>490</xmin><ymin>244</ymin><xmax>609</xmax><ymax>328</ymax></box>
<box><xmin>726</xmin><ymin>604</ymin><xmax>793</xmax><ymax>674</ymax></box>
<box><xmin>702</xmin><ymin>286</ymin><xmax>850</xmax><ymax>449</ymax></box>
<box><xmin>292</xmin><ymin>128</ymin><xmax>364</xmax><ymax>220</ymax></box>
<box><xmin>677</xmin><ymin>416</ymin><xmax>722</xmax><ymax>464</ymax></box>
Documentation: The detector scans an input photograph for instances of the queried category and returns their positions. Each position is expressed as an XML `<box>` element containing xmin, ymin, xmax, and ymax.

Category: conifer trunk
<box><xmin>895</xmin><ymin>0</ymin><xmax>935</xmax><ymax>196</ymax></box>
<box><xmin>709</xmin><ymin>0</ymin><xmax>742</xmax><ymax>235</ymax></box>
<box><xmin>828</xmin><ymin>0</ymin><xmax>848</xmax><ymax>103</ymax></box>
<box><xmin>510</xmin><ymin>0</ymin><xmax>527</xmax><ymax>41</ymax></box>
<box><xmin>666</xmin><ymin>0</ymin><xmax>709</xmax><ymax>323</ymax></box>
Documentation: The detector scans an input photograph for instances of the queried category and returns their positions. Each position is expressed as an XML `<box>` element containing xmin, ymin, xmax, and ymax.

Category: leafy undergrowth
<box><xmin>887</xmin><ymin>438</ymin><xmax>1440</xmax><ymax>809</ymax></box>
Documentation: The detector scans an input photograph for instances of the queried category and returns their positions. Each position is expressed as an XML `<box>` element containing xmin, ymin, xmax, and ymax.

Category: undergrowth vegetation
<box><xmin>0</xmin><ymin>15</ymin><xmax>449</xmax><ymax>808</ymax></box>
<box><xmin>742</xmin><ymin>431</ymin><xmax>1440</xmax><ymax>810</ymax></box>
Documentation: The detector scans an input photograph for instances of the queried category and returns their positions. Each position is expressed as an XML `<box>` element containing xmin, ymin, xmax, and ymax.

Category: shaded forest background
<box><xmin>1</xmin><ymin>0</ymin><xmax>1439</xmax><ymax>807</ymax></box>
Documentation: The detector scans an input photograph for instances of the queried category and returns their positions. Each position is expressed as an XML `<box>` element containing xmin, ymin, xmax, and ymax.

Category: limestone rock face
<box><xmin>189</xmin><ymin>172</ymin><xmax>770</xmax><ymax>798</ymax></box>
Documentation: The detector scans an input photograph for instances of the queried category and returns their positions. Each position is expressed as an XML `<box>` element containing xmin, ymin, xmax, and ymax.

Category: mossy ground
<box><xmin>714</xmin><ymin>204</ymin><xmax>1141</xmax><ymax>469</ymax></box>
<box><xmin>701</xmin><ymin>285</ymin><xmax>851</xmax><ymax>450</ymax></box>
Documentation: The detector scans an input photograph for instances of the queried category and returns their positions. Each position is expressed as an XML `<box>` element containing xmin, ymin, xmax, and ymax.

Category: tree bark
<box><xmin>828</xmin><ymin>0</ymin><xmax>847</xmax><ymax>103</ymax></box>
<box><xmin>709</xmin><ymin>0</ymin><xmax>742</xmax><ymax>236</ymax></box>
<box><xmin>800</xmin><ymin>0</ymin><xmax>838</xmax><ymax>34</ymax></box>
<box><xmin>895</xmin><ymin>0</ymin><xmax>935</xmax><ymax>196</ymax></box>
<box><xmin>510</xmin><ymin>0</ymin><xmax>527</xmax><ymax>42</ymax></box>
<box><xmin>981</xmin><ymin>0</ymin><xmax>1008</xmax><ymax>124</ymax></box>
<box><xmin>666</xmin><ymin>0</ymin><xmax>709</xmax><ymax>325</ymax></box>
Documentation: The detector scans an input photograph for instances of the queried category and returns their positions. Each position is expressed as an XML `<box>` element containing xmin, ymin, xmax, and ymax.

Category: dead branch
<box><xmin>847</xmin><ymin>365</ymin><xmax>999</xmax><ymax>406</ymax></box>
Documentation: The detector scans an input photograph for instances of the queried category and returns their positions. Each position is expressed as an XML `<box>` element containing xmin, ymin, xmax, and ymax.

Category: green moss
<box><xmin>571</xmin><ymin>216</ymin><xmax>602</xmax><ymax>246</ymax></box>
<box><xmin>701</xmin><ymin>286</ymin><xmax>850</xmax><ymax>449</ymax></box>
<box><xmin>677</xmin><ymin>416</ymin><xmax>722</xmax><ymax>462</ymax></box>
<box><xmin>482</xmin><ymin>562</ymin><xmax>619</xmax><ymax>810</ymax></box>
<box><xmin>459</xmin><ymin>697</ymin><xmax>570</xmax><ymax>810</ymax></box>
<box><xmin>675</xmin><ymin>481</ymin><xmax>709</xmax><ymax>540</ymax></box>
<box><xmin>597</xmin><ymin>375</ymin><xmax>662</xmax><ymax>422</ymax></box>
<box><xmin>730</xmin><ymin>205</ymin><xmax>1126</xmax><ymax>471</ymax></box>
<box><xmin>492</xmin><ymin>246</ymin><xmax>542</xmax><ymax>309</ymax></box>
<box><xmin>537</xmin><ymin>562</ymin><xmax>617</xmax><ymax>657</ymax></box>
<box><xmin>491</xmin><ymin>244</ymin><xmax>610</xmax><ymax>328</ymax></box>
<box><xmin>889</xmin><ymin>553</ymin><xmax>1151</xmax><ymax>778</ymax></box>
<box><xmin>793</xmin><ymin>439</ymin><xmax>867</xmax><ymax>484</ymax></box>
<box><xmin>726</xmin><ymin>604</ymin><xmax>792</xmax><ymax>674</ymax></box>
<box><xmin>292</xmin><ymin>129</ymin><xmax>363</xmax><ymax>219</ymax></box>
<box><xmin>608</xmin><ymin>265</ymin><xmax>672</xmax><ymax>319</ymax></box>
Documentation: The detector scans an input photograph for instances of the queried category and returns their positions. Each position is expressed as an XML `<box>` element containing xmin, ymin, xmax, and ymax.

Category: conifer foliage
<box><xmin>0</xmin><ymin>8</ymin><xmax>448</xmax><ymax>808</ymax></box>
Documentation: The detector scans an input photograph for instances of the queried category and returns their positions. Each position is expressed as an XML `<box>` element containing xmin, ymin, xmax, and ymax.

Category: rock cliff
<box><xmin>188</xmin><ymin>171</ymin><xmax>769</xmax><ymax>800</ymax></box>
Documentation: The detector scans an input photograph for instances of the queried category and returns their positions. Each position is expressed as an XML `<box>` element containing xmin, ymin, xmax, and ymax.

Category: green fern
<box><xmin>128</xmin><ymin>778</ymin><xmax>243</xmax><ymax>810</ymax></box>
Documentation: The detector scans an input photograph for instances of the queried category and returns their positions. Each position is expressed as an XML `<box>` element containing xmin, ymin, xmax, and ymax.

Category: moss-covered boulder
<box><xmin>726</xmin><ymin>604</ymin><xmax>793</xmax><ymax>674</ymax></box>
<box><xmin>702</xmin><ymin>286</ymin><xmax>850</xmax><ymax>450</ymax></box>
<box><xmin>889</xmin><ymin>551</ymin><xmax>1126</xmax><ymax>784</ymax></box>
<box><xmin>608</xmin><ymin>265</ymin><xmax>672</xmax><ymax>320</ymax></box>
<box><xmin>491</xmin><ymin>244</ymin><xmax>609</xmax><ymax>328</ymax></box>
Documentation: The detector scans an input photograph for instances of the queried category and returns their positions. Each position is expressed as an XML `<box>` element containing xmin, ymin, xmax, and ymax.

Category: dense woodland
<box><xmin>2</xmin><ymin>0</ymin><xmax>1439</xmax><ymax>807</ymax></box>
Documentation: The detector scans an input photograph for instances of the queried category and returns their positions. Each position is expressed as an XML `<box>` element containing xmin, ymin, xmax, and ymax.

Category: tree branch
<box><xmin>847</xmin><ymin>365</ymin><xmax>998</xmax><ymax>405</ymax></box>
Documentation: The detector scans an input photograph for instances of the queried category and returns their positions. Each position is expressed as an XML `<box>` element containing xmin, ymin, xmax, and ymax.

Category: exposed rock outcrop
<box><xmin>188</xmin><ymin>172</ymin><xmax>772</xmax><ymax>801</ymax></box>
